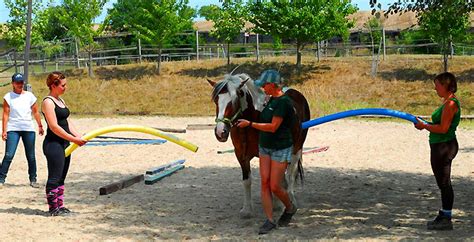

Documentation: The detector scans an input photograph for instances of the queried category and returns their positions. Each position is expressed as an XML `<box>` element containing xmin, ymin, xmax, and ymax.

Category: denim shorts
<box><xmin>259</xmin><ymin>145</ymin><xmax>293</xmax><ymax>163</ymax></box>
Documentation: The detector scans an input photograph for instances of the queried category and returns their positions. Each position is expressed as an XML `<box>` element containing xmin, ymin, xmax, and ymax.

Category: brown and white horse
<box><xmin>208</xmin><ymin>73</ymin><xmax>310</xmax><ymax>218</ymax></box>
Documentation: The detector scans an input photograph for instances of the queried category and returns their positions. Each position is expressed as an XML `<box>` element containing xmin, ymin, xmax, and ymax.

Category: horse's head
<box><xmin>208</xmin><ymin>74</ymin><xmax>251</xmax><ymax>142</ymax></box>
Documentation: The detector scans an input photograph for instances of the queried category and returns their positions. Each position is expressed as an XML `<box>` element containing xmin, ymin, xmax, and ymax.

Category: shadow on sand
<box><xmin>3</xmin><ymin>166</ymin><xmax>467</xmax><ymax>240</ymax></box>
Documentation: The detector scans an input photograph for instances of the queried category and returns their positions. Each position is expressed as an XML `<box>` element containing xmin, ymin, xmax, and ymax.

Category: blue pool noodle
<box><xmin>302</xmin><ymin>108</ymin><xmax>421</xmax><ymax>129</ymax></box>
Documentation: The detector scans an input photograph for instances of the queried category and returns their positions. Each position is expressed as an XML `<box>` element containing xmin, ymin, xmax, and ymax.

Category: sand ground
<box><xmin>0</xmin><ymin>116</ymin><xmax>472</xmax><ymax>240</ymax></box>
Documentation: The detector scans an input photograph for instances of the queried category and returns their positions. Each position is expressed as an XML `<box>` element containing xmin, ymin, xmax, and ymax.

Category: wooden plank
<box><xmin>145</xmin><ymin>165</ymin><xmax>185</xmax><ymax>185</ymax></box>
<box><xmin>217</xmin><ymin>148</ymin><xmax>234</xmax><ymax>154</ymax></box>
<box><xmin>146</xmin><ymin>159</ymin><xmax>186</xmax><ymax>175</ymax></box>
<box><xmin>303</xmin><ymin>146</ymin><xmax>329</xmax><ymax>155</ymax></box>
<box><xmin>186</xmin><ymin>124</ymin><xmax>215</xmax><ymax>130</ymax></box>
<box><xmin>153</xmin><ymin>127</ymin><xmax>186</xmax><ymax>133</ymax></box>
<box><xmin>99</xmin><ymin>174</ymin><xmax>144</xmax><ymax>195</ymax></box>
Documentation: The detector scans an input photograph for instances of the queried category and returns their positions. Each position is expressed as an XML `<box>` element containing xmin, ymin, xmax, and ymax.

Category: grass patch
<box><xmin>0</xmin><ymin>55</ymin><xmax>472</xmax><ymax>118</ymax></box>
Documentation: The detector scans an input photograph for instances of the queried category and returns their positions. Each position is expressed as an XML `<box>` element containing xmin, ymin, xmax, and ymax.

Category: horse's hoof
<box><xmin>239</xmin><ymin>209</ymin><xmax>253</xmax><ymax>219</ymax></box>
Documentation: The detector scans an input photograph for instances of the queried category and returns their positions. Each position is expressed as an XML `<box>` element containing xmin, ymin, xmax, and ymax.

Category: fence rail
<box><xmin>2</xmin><ymin>40</ymin><xmax>474</xmax><ymax>76</ymax></box>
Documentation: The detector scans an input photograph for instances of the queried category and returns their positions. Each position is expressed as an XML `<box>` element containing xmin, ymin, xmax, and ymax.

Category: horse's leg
<box><xmin>286</xmin><ymin>149</ymin><xmax>302</xmax><ymax>207</ymax></box>
<box><xmin>239</xmin><ymin>158</ymin><xmax>253</xmax><ymax>219</ymax></box>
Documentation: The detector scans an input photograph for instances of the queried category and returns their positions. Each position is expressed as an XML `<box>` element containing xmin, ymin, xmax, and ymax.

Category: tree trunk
<box><xmin>227</xmin><ymin>42</ymin><xmax>231</xmax><ymax>66</ymax></box>
<box><xmin>296</xmin><ymin>41</ymin><xmax>302</xmax><ymax>70</ymax></box>
<box><xmin>88</xmin><ymin>50</ymin><xmax>94</xmax><ymax>78</ymax></box>
<box><xmin>443</xmin><ymin>53</ymin><xmax>449</xmax><ymax>72</ymax></box>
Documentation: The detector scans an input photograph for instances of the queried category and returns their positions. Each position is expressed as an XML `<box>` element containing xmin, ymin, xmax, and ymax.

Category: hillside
<box><xmin>4</xmin><ymin>55</ymin><xmax>470</xmax><ymax>121</ymax></box>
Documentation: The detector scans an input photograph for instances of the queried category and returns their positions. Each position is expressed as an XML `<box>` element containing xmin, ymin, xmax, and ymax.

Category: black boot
<box><xmin>427</xmin><ymin>210</ymin><xmax>453</xmax><ymax>230</ymax></box>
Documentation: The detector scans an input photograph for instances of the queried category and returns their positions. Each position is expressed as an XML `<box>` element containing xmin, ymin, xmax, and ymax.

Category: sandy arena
<box><xmin>0</xmin><ymin>116</ymin><xmax>472</xmax><ymax>240</ymax></box>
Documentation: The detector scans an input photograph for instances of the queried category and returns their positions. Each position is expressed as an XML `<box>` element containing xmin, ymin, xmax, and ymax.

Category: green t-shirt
<box><xmin>429</xmin><ymin>97</ymin><xmax>461</xmax><ymax>144</ymax></box>
<box><xmin>258</xmin><ymin>95</ymin><xmax>294</xmax><ymax>149</ymax></box>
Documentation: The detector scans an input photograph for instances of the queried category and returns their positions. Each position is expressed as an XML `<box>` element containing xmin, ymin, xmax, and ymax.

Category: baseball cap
<box><xmin>12</xmin><ymin>73</ymin><xmax>24</xmax><ymax>82</ymax></box>
<box><xmin>254</xmin><ymin>69</ymin><xmax>281</xmax><ymax>88</ymax></box>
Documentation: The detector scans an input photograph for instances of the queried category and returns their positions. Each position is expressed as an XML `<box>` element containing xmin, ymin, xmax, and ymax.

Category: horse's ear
<box><xmin>239</xmin><ymin>78</ymin><xmax>250</xmax><ymax>89</ymax></box>
<box><xmin>207</xmin><ymin>79</ymin><xmax>217</xmax><ymax>87</ymax></box>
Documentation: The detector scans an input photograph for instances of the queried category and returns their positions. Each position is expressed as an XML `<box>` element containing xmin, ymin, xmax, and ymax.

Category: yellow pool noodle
<box><xmin>64</xmin><ymin>124</ymin><xmax>198</xmax><ymax>157</ymax></box>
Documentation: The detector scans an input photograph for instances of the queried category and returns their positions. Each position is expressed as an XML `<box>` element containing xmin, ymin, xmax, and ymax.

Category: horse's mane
<box><xmin>212</xmin><ymin>73</ymin><xmax>266</xmax><ymax>112</ymax></box>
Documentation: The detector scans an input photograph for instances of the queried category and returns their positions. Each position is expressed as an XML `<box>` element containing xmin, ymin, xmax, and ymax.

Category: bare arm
<box><xmin>31</xmin><ymin>103</ymin><xmax>44</xmax><ymax>136</ymax></box>
<box><xmin>42</xmin><ymin>99</ymin><xmax>86</xmax><ymax>146</ymax></box>
<box><xmin>237</xmin><ymin>116</ymin><xmax>284</xmax><ymax>133</ymax></box>
<box><xmin>415</xmin><ymin>100</ymin><xmax>458</xmax><ymax>134</ymax></box>
<box><xmin>66</xmin><ymin>118</ymin><xmax>82</xmax><ymax>138</ymax></box>
<box><xmin>2</xmin><ymin>99</ymin><xmax>9</xmax><ymax>141</ymax></box>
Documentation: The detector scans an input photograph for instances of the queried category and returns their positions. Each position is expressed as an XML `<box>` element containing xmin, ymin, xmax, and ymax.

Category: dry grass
<box><xmin>2</xmin><ymin>55</ymin><xmax>473</xmax><ymax>120</ymax></box>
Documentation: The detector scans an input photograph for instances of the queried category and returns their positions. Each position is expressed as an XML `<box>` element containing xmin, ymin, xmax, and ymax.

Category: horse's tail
<box><xmin>285</xmin><ymin>88</ymin><xmax>310</xmax><ymax>184</ymax></box>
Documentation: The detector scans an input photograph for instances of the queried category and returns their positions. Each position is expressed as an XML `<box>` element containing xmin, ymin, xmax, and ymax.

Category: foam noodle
<box><xmin>302</xmin><ymin>108</ymin><xmax>423</xmax><ymax>129</ymax></box>
<box><xmin>65</xmin><ymin>125</ymin><xmax>198</xmax><ymax>157</ymax></box>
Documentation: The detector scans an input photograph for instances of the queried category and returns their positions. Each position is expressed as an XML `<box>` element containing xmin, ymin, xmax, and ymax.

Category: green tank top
<box><xmin>429</xmin><ymin>97</ymin><xmax>461</xmax><ymax>144</ymax></box>
<box><xmin>258</xmin><ymin>95</ymin><xmax>294</xmax><ymax>149</ymax></box>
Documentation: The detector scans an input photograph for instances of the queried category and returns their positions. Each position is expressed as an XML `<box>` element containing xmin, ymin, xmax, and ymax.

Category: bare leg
<box><xmin>259</xmin><ymin>154</ymin><xmax>274</xmax><ymax>221</ymax></box>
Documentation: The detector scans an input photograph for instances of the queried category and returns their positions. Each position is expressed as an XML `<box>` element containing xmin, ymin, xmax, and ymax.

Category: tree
<box><xmin>199</xmin><ymin>1</ymin><xmax>247</xmax><ymax>66</ymax></box>
<box><xmin>418</xmin><ymin>6</ymin><xmax>470</xmax><ymax>72</ymax></box>
<box><xmin>107</xmin><ymin>0</ymin><xmax>194</xmax><ymax>74</ymax></box>
<box><xmin>35</xmin><ymin>5</ymin><xmax>68</xmax><ymax>42</ymax></box>
<box><xmin>371</xmin><ymin>0</ymin><xmax>472</xmax><ymax>72</ymax></box>
<box><xmin>248</xmin><ymin>0</ymin><xmax>357</xmax><ymax>69</ymax></box>
<box><xmin>1</xmin><ymin>0</ymin><xmax>44</xmax><ymax>50</ymax></box>
<box><xmin>59</xmin><ymin>0</ymin><xmax>107</xmax><ymax>77</ymax></box>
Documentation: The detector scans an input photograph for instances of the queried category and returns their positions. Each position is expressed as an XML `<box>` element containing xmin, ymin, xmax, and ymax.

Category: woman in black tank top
<box><xmin>41</xmin><ymin>72</ymin><xmax>87</xmax><ymax>216</ymax></box>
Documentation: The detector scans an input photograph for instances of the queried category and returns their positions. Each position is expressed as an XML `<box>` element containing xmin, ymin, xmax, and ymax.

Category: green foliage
<box><xmin>1</xmin><ymin>0</ymin><xmax>44</xmax><ymax>50</ymax></box>
<box><xmin>418</xmin><ymin>2</ymin><xmax>470</xmax><ymax>55</ymax></box>
<box><xmin>35</xmin><ymin>5</ymin><xmax>68</xmax><ymax>41</ymax></box>
<box><xmin>248</xmin><ymin>0</ymin><xmax>357</xmax><ymax>67</ymax></box>
<box><xmin>198</xmin><ymin>4</ymin><xmax>220</xmax><ymax>20</ymax></box>
<box><xmin>109</xmin><ymin>0</ymin><xmax>194</xmax><ymax>47</ymax></box>
<box><xmin>372</xmin><ymin>0</ymin><xmax>474</xmax><ymax>16</ymax></box>
<box><xmin>105</xmin><ymin>0</ymin><xmax>136</xmax><ymax>32</ymax></box>
<box><xmin>200</xmin><ymin>1</ymin><xmax>247</xmax><ymax>64</ymax></box>
<box><xmin>204</xmin><ymin>2</ymin><xmax>247</xmax><ymax>43</ymax></box>
<box><xmin>59</xmin><ymin>0</ymin><xmax>106</xmax><ymax>47</ymax></box>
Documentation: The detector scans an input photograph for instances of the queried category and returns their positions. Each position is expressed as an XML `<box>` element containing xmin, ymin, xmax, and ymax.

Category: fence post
<box><xmin>75</xmin><ymin>38</ymin><xmax>80</xmax><ymax>68</ymax></box>
<box><xmin>138</xmin><ymin>35</ymin><xmax>142</xmax><ymax>64</ymax></box>
<box><xmin>382</xmin><ymin>26</ymin><xmax>386</xmax><ymax>61</ymax></box>
<box><xmin>24</xmin><ymin>0</ymin><xmax>33</xmax><ymax>89</ymax></box>
<box><xmin>256</xmin><ymin>34</ymin><xmax>260</xmax><ymax>62</ymax></box>
<box><xmin>317</xmin><ymin>41</ymin><xmax>321</xmax><ymax>62</ymax></box>
<box><xmin>13</xmin><ymin>49</ymin><xmax>18</xmax><ymax>73</ymax></box>
<box><xmin>196</xmin><ymin>30</ymin><xmax>199</xmax><ymax>61</ymax></box>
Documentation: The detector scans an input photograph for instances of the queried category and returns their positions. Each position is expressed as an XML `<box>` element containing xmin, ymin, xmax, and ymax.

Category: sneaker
<box><xmin>258</xmin><ymin>219</ymin><xmax>276</xmax><ymax>234</ymax></box>
<box><xmin>49</xmin><ymin>208</ymin><xmax>61</xmax><ymax>216</ymax></box>
<box><xmin>427</xmin><ymin>210</ymin><xmax>453</xmax><ymax>230</ymax></box>
<box><xmin>49</xmin><ymin>208</ymin><xmax>72</xmax><ymax>217</ymax></box>
<box><xmin>59</xmin><ymin>207</ymin><xmax>72</xmax><ymax>214</ymax></box>
<box><xmin>278</xmin><ymin>203</ymin><xmax>298</xmax><ymax>227</ymax></box>
<box><xmin>29</xmin><ymin>182</ymin><xmax>40</xmax><ymax>188</ymax></box>
<box><xmin>0</xmin><ymin>182</ymin><xmax>4</xmax><ymax>187</ymax></box>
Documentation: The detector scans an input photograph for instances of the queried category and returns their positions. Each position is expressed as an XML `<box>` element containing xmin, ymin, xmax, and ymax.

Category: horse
<box><xmin>208</xmin><ymin>73</ymin><xmax>310</xmax><ymax>218</ymax></box>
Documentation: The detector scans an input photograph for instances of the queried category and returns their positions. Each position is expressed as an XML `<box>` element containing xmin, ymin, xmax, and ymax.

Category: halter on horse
<box><xmin>208</xmin><ymin>73</ymin><xmax>310</xmax><ymax>218</ymax></box>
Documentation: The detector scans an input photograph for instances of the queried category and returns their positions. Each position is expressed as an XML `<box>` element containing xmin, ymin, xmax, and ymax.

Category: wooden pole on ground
<box><xmin>99</xmin><ymin>174</ymin><xmax>144</xmax><ymax>195</ymax></box>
